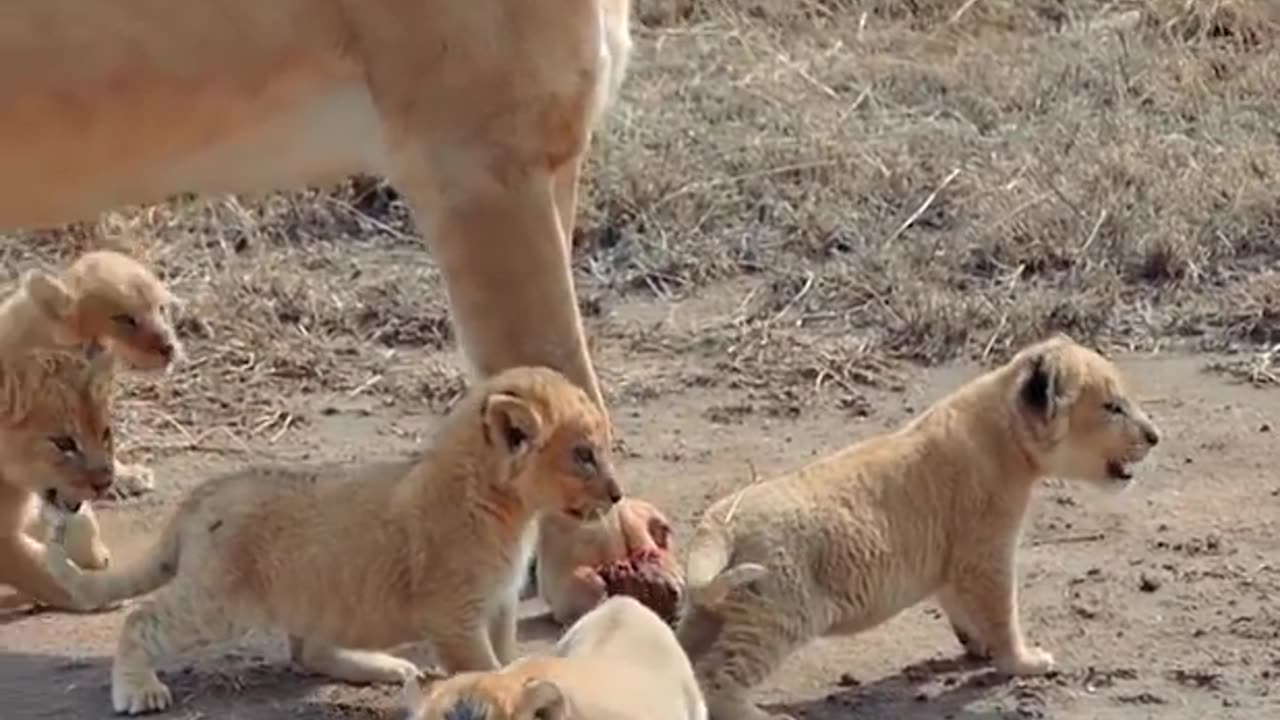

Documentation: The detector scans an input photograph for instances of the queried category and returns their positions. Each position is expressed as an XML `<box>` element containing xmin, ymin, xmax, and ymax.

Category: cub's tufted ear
<box><xmin>482</xmin><ymin>392</ymin><xmax>545</xmax><ymax>455</ymax></box>
<box><xmin>515</xmin><ymin>679</ymin><xmax>565</xmax><ymax>720</ymax></box>
<box><xmin>1019</xmin><ymin>352</ymin><xmax>1062</xmax><ymax>421</ymax></box>
<box><xmin>21</xmin><ymin>269</ymin><xmax>75</xmax><ymax>321</ymax></box>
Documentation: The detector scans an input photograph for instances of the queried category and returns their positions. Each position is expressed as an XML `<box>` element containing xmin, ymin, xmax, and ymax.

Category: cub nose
<box><xmin>88</xmin><ymin>468</ymin><xmax>115</xmax><ymax>493</ymax></box>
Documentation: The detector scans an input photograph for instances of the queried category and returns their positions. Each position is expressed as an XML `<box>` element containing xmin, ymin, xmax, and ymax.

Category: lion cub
<box><xmin>536</xmin><ymin>496</ymin><xmax>682</xmax><ymax>625</ymax></box>
<box><xmin>0</xmin><ymin>349</ymin><xmax>118</xmax><ymax>610</ymax></box>
<box><xmin>8</xmin><ymin>250</ymin><xmax>182</xmax><ymax>373</ymax></box>
<box><xmin>41</xmin><ymin>365</ymin><xmax>622</xmax><ymax>715</ymax></box>
<box><xmin>675</xmin><ymin>334</ymin><xmax>1162</xmax><ymax>720</ymax></box>
<box><xmin>7</xmin><ymin>249</ymin><xmax>181</xmax><ymax>500</ymax></box>
<box><xmin>405</xmin><ymin>595</ymin><xmax>707</xmax><ymax>720</ymax></box>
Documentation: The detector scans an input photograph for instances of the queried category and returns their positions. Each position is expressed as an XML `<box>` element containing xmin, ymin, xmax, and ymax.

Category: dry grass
<box><xmin>3</xmin><ymin>0</ymin><xmax>1278</xmax><ymax>449</ymax></box>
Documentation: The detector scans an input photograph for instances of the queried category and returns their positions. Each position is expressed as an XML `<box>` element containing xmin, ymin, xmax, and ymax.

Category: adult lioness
<box><xmin>1</xmin><ymin>0</ymin><xmax>633</xmax><ymax>417</ymax></box>
<box><xmin>675</xmin><ymin>334</ymin><xmax>1162</xmax><ymax>720</ymax></box>
<box><xmin>41</xmin><ymin>365</ymin><xmax>623</xmax><ymax>716</ymax></box>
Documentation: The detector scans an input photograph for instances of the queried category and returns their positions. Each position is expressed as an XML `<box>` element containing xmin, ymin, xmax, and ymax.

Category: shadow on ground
<box><xmin>772</xmin><ymin>655</ymin><xmax>1038</xmax><ymax>720</ymax></box>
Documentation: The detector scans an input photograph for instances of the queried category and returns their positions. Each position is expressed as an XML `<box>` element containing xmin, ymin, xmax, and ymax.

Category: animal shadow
<box><xmin>0</xmin><ymin>649</ymin><xmax>404</xmax><ymax>720</ymax></box>
<box><xmin>770</xmin><ymin>654</ymin><xmax>1042</xmax><ymax>720</ymax></box>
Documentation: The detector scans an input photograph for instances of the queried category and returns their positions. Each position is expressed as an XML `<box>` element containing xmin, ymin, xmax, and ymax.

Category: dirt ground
<box><xmin>3</xmin><ymin>343</ymin><xmax>1279</xmax><ymax>720</ymax></box>
<box><xmin>2</xmin><ymin>0</ymin><xmax>1280</xmax><ymax>718</ymax></box>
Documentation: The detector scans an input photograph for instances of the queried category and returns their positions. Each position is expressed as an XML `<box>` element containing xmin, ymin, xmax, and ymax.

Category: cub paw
<box><xmin>109</xmin><ymin>462</ymin><xmax>156</xmax><ymax>500</ymax></box>
<box><xmin>112</xmin><ymin>671</ymin><xmax>173</xmax><ymax>715</ymax></box>
<box><xmin>997</xmin><ymin>646</ymin><xmax>1055</xmax><ymax>676</ymax></box>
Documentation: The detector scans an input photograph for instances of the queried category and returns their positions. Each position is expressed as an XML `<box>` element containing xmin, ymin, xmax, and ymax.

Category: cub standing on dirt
<box><xmin>40</xmin><ymin>365</ymin><xmax>623</xmax><ymax>716</ymax></box>
<box><xmin>675</xmin><ymin>333</ymin><xmax>1163</xmax><ymax>720</ymax></box>
<box><xmin>404</xmin><ymin>595</ymin><xmax>707</xmax><ymax>720</ymax></box>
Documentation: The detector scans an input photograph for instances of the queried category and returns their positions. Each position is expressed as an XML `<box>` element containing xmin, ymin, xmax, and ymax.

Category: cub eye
<box><xmin>572</xmin><ymin>445</ymin><xmax>597</xmax><ymax>473</ymax></box>
<box><xmin>112</xmin><ymin>313</ymin><xmax>138</xmax><ymax>329</ymax></box>
<box><xmin>50</xmin><ymin>435</ymin><xmax>79</xmax><ymax>454</ymax></box>
<box><xmin>1102</xmin><ymin>401</ymin><xmax>1125</xmax><ymax>415</ymax></box>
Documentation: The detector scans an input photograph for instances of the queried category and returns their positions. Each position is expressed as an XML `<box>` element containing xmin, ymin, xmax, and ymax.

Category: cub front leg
<box><xmin>488</xmin><ymin>596</ymin><xmax>518</xmax><ymax>666</ymax></box>
<box><xmin>432</xmin><ymin>620</ymin><xmax>503</xmax><ymax>674</ymax></box>
<box><xmin>937</xmin><ymin>585</ymin><xmax>990</xmax><ymax>661</ymax></box>
<box><xmin>948</xmin><ymin>556</ymin><xmax>1054</xmax><ymax>676</ymax></box>
<box><xmin>111</xmin><ymin>585</ymin><xmax>251</xmax><ymax>715</ymax></box>
<box><xmin>288</xmin><ymin>635</ymin><xmax>420</xmax><ymax>684</ymax></box>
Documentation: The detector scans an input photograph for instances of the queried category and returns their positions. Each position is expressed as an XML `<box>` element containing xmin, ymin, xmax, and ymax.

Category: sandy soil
<box><xmin>3</xmin><ymin>335</ymin><xmax>1277</xmax><ymax>720</ymax></box>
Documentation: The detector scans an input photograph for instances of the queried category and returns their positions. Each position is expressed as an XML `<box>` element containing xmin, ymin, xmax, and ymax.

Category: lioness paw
<box><xmin>113</xmin><ymin>672</ymin><xmax>173</xmax><ymax>715</ymax></box>
<box><xmin>998</xmin><ymin>647</ymin><xmax>1055</xmax><ymax>676</ymax></box>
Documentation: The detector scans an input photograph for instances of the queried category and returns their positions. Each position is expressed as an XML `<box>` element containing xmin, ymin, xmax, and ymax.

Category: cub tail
<box><xmin>44</xmin><ymin>506</ymin><xmax>182</xmax><ymax>611</ymax></box>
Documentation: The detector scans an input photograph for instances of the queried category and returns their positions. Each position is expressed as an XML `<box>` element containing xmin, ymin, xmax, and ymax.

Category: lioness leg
<box><xmin>410</xmin><ymin>162</ymin><xmax>605</xmax><ymax>414</ymax></box>
<box><xmin>111</xmin><ymin>584</ymin><xmax>251</xmax><ymax>715</ymax></box>
<box><xmin>288</xmin><ymin>636</ymin><xmax>420</xmax><ymax>684</ymax></box>
<box><xmin>552</xmin><ymin>155</ymin><xmax>584</xmax><ymax>254</ymax></box>
<box><xmin>946</xmin><ymin>558</ymin><xmax>1054</xmax><ymax>676</ymax></box>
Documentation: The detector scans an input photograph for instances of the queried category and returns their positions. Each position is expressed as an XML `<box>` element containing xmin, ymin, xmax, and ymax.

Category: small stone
<box><xmin>1139</xmin><ymin>573</ymin><xmax>1162</xmax><ymax>593</ymax></box>
<box><xmin>837</xmin><ymin>672</ymin><xmax>861</xmax><ymax>687</ymax></box>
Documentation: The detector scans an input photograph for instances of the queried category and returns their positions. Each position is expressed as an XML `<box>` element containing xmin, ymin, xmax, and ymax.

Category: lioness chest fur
<box><xmin>42</xmin><ymin>365</ymin><xmax>623</xmax><ymax>716</ymax></box>
<box><xmin>675</xmin><ymin>334</ymin><xmax>1163</xmax><ymax>720</ymax></box>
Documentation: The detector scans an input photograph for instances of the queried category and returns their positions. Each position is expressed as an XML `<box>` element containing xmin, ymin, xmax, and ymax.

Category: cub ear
<box><xmin>1018</xmin><ymin>352</ymin><xmax>1061</xmax><ymax>421</ymax></box>
<box><xmin>515</xmin><ymin>679</ymin><xmax>565</xmax><ymax>720</ymax></box>
<box><xmin>21</xmin><ymin>269</ymin><xmax>75</xmax><ymax>321</ymax></box>
<box><xmin>482</xmin><ymin>392</ymin><xmax>545</xmax><ymax>455</ymax></box>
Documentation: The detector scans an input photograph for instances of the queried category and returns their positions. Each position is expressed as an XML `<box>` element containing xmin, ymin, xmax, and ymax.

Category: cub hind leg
<box><xmin>110</xmin><ymin>583</ymin><xmax>252</xmax><ymax>715</ymax></box>
<box><xmin>288</xmin><ymin>636</ymin><xmax>420</xmax><ymax>684</ymax></box>
<box><xmin>680</xmin><ymin>597</ymin><xmax>806</xmax><ymax>720</ymax></box>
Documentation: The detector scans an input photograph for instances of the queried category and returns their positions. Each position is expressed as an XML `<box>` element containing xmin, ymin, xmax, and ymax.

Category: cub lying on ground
<box><xmin>675</xmin><ymin>334</ymin><xmax>1162</xmax><ymax>720</ymax></box>
<box><xmin>536</xmin><ymin>496</ymin><xmax>684</xmax><ymax>625</ymax></box>
<box><xmin>405</xmin><ymin>594</ymin><xmax>706</xmax><ymax>720</ymax></box>
<box><xmin>0</xmin><ymin>349</ymin><xmax>118</xmax><ymax>610</ymax></box>
<box><xmin>41</xmin><ymin>365</ymin><xmax>623</xmax><ymax>716</ymax></box>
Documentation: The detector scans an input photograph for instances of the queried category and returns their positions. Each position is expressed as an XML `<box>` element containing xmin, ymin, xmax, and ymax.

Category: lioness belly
<box><xmin>0</xmin><ymin>0</ymin><xmax>389</xmax><ymax>230</ymax></box>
